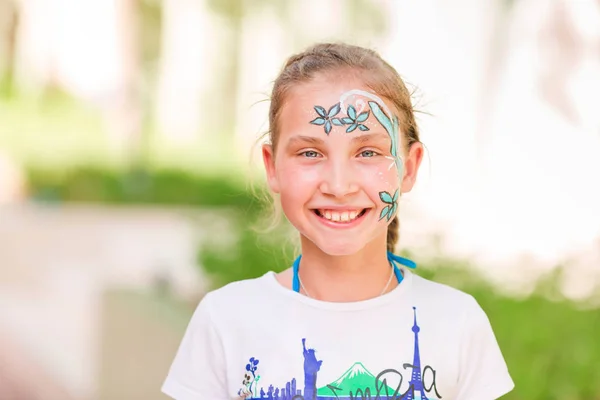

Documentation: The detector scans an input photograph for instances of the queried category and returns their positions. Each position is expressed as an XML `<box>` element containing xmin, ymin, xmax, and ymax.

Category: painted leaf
<box><xmin>342</xmin><ymin>117</ymin><xmax>354</xmax><ymax>124</ymax></box>
<box><xmin>392</xmin><ymin>116</ymin><xmax>399</xmax><ymax>134</ymax></box>
<box><xmin>246</xmin><ymin>364</ymin><xmax>251</xmax><ymax>371</ymax></box>
<box><xmin>379</xmin><ymin>191</ymin><xmax>393</xmax><ymax>203</ymax></box>
<box><xmin>347</xmin><ymin>105</ymin><xmax>357</xmax><ymax>120</ymax></box>
<box><xmin>391</xmin><ymin>117</ymin><xmax>400</xmax><ymax>157</ymax></box>
<box><xmin>356</xmin><ymin>111</ymin><xmax>370</xmax><ymax>122</ymax></box>
<box><xmin>310</xmin><ymin>117</ymin><xmax>326</xmax><ymax>125</ymax></box>
<box><xmin>314</xmin><ymin>106</ymin><xmax>327</xmax><ymax>117</ymax></box>
<box><xmin>358</xmin><ymin>124</ymin><xmax>369</xmax><ymax>131</ymax></box>
<box><xmin>325</xmin><ymin>121</ymin><xmax>332</xmax><ymax>134</ymax></box>
<box><xmin>389</xmin><ymin>203</ymin><xmax>397</xmax><ymax>219</ymax></box>
<box><xmin>346</xmin><ymin>123</ymin><xmax>358</xmax><ymax>133</ymax></box>
<box><xmin>331</xmin><ymin>118</ymin><xmax>343</xmax><ymax>126</ymax></box>
<box><xmin>368</xmin><ymin>101</ymin><xmax>394</xmax><ymax>136</ymax></box>
<box><xmin>369</xmin><ymin>100</ymin><xmax>397</xmax><ymax>157</ymax></box>
<box><xmin>387</xmin><ymin>210</ymin><xmax>393</xmax><ymax>221</ymax></box>
<box><xmin>328</xmin><ymin>102</ymin><xmax>341</xmax><ymax>118</ymax></box>
<box><xmin>379</xmin><ymin>205</ymin><xmax>390</xmax><ymax>220</ymax></box>
<box><xmin>392</xmin><ymin>189</ymin><xmax>399</xmax><ymax>202</ymax></box>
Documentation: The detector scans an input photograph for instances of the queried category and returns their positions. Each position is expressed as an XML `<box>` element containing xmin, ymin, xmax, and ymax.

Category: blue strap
<box><xmin>387</xmin><ymin>250</ymin><xmax>417</xmax><ymax>285</ymax></box>
<box><xmin>291</xmin><ymin>251</ymin><xmax>416</xmax><ymax>293</ymax></box>
<box><xmin>292</xmin><ymin>254</ymin><xmax>302</xmax><ymax>292</ymax></box>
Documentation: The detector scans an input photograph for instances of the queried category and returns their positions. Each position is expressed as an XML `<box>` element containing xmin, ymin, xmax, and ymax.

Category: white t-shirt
<box><xmin>162</xmin><ymin>268</ymin><xmax>514</xmax><ymax>400</ymax></box>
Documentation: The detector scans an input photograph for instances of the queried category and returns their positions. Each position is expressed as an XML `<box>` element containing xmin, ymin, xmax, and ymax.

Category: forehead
<box><xmin>287</xmin><ymin>74</ymin><xmax>368</xmax><ymax>106</ymax></box>
<box><xmin>278</xmin><ymin>75</ymin><xmax>397</xmax><ymax>139</ymax></box>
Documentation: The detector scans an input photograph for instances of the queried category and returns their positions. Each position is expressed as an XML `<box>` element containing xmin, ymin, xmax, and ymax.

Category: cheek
<box><xmin>355</xmin><ymin>161</ymin><xmax>398</xmax><ymax>195</ymax></box>
<box><xmin>277</xmin><ymin>162</ymin><xmax>321</xmax><ymax>196</ymax></box>
<box><xmin>356</xmin><ymin>162</ymin><xmax>399</xmax><ymax>223</ymax></box>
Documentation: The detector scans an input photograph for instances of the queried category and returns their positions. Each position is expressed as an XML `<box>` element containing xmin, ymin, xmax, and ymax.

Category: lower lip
<box><xmin>311</xmin><ymin>209</ymin><xmax>370</xmax><ymax>229</ymax></box>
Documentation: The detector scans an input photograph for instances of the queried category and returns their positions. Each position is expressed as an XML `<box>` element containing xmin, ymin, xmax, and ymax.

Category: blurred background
<box><xmin>1</xmin><ymin>0</ymin><xmax>599</xmax><ymax>399</ymax></box>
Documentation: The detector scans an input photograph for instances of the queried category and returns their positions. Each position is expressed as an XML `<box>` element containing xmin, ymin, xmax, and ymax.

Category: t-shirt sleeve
<box><xmin>454</xmin><ymin>296</ymin><xmax>515</xmax><ymax>400</ymax></box>
<box><xmin>162</xmin><ymin>293</ymin><xmax>229</xmax><ymax>400</ymax></box>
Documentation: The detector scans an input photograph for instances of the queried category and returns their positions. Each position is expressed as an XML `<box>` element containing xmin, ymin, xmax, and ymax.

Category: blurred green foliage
<box><xmin>0</xmin><ymin>90</ymin><xmax>247</xmax><ymax>173</ymax></box>
<box><xmin>0</xmin><ymin>87</ymin><xmax>111</xmax><ymax>168</ymax></box>
<box><xmin>26</xmin><ymin>166</ymin><xmax>254</xmax><ymax>207</ymax></box>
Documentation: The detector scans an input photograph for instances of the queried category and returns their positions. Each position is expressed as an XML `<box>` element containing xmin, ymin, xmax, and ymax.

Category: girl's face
<box><xmin>263</xmin><ymin>74</ymin><xmax>422</xmax><ymax>256</ymax></box>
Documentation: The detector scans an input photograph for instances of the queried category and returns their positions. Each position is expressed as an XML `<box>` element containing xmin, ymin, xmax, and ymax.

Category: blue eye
<box><xmin>301</xmin><ymin>150</ymin><xmax>320</xmax><ymax>158</ymax></box>
<box><xmin>359</xmin><ymin>150</ymin><xmax>378</xmax><ymax>157</ymax></box>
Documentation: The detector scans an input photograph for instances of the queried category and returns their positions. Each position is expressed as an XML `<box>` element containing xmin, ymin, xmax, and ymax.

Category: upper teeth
<box><xmin>320</xmin><ymin>210</ymin><xmax>361</xmax><ymax>222</ymax></box>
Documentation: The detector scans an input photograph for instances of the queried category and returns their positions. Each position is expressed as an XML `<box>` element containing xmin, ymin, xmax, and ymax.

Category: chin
<box><xmin>313</xmin><ymin>238</ymin><xmax>366</xmax><ymax>257</ymax></box>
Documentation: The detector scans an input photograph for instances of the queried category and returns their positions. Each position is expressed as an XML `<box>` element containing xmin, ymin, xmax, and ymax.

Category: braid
<box><xmin>386</xmin><ymin>216</ymin><xmax>400</xmax><ymax>253</ymax></box>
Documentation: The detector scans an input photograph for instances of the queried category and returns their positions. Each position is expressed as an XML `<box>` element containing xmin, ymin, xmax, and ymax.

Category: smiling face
<box><xmin>263</xmin><ymin>73</ymin><xmax>422</xmax><ymax>256</ymax></box>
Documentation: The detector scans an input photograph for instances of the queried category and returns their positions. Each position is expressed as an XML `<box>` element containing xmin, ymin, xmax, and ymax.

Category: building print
<box><xmin>242</xmin><ymin>307</ymin><xmax>438</xmax><ymax>400</ymax></box>
<box><xmin>404</xmin><ymin>307</ymin><xmax>428</xmax><ymax>400</ymax></box>
<box><xmin>302</xmin><ymin>338</ymin><xmax>323</xmax><ymax>399</ymax></box>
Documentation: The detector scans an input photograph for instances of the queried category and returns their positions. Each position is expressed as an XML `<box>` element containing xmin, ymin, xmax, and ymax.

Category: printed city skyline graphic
<box><xmin>239</xmin><ymin>307</ymin><xmax>440</xmax><ymax>400</ymax></box>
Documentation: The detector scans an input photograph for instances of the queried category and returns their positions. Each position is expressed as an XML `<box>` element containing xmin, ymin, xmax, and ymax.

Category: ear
<box><xmin>400</xmin><ymin>142</ymin><xmax>424</xmax><ymax>193</ymax></box>
<box><xmin>262</xmin><ymin>144</ymin><xmax>280</xmax><ymax>193</ymax></box>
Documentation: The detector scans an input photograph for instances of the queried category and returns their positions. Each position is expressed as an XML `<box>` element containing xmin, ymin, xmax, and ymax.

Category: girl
<box><xmin>162</xmin><ymin>43</ymin><xmax>514</xmax><ymax>400</ymax></box>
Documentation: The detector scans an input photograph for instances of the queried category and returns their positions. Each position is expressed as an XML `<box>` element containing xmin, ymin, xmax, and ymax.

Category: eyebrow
<box><xmin>286</xmin><ymin>132</ymin><xmax>390</xmax><ymax>147</ymax></box>
<box><xmin>286</xmin><ymin>135</ymin><xmax>325</xmax><ymax>147</ymax></box>
<box><xmin>350</xmin><ymin>132</ymin><xmax>390</xmax><ymax>144</ymax></box>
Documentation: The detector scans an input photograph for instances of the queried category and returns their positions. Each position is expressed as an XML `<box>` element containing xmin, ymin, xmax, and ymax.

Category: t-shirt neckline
<box><xmin>261</xmin><ymin>267</ymin><xmax>414</xmax><ymax>311</ymax></box>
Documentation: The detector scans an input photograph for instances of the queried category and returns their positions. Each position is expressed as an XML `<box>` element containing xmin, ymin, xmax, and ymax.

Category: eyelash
<box><xmin>358</xmin><ymin>149</ymin><xmax>380</xmax><ymax>158</ymax></box>
<box><xmin>300</xmin><ymin>150</ymin><xmax>321</xmax><ymax>158</ymax></box>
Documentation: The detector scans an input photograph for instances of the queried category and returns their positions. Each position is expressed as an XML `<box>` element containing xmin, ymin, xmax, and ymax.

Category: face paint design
<box><xmin>309</xmin><ymin>103</ymin><xmax>342</xmax><ymax>134</ymax></box>
<box><xmin>379</xmin><ymin>189</ymin><xmax>399</xmax><ymax>221</ymax></box>
<box><xmin>367</xmin><ymin>105</ymin><xmax>402</xmax><ymax>221</ymax></box>
<box><xmin>342</xmin><ymin>105</ymin><xmax>370</xmax><ymax>132</ymax></box>
<box><xmin>368</xmin><ymin>101</ymin><xmax>402</xmax><ymax>177</ymax></box>
<box><xmin>308</xmin><ymin>89</ymin><xmax>404</xmax><ymax>223</ymax></box>
<box><xmin>309</xmin><ymin>102</ymin><xmax>372</xmax><ymax>134</ymax></box>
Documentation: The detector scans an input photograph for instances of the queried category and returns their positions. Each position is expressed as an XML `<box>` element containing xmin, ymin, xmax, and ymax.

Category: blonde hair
<box><xmin>262</xmin><ymin>42</ymin><xmax>421</xmax><ymax>252</ymax></box>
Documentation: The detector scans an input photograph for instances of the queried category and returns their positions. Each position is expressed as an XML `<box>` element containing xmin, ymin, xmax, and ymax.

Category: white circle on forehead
<box><xmin>339</xmin><ymin>89</ymin><xmax>394</xmax><ymax>121</ymax></box>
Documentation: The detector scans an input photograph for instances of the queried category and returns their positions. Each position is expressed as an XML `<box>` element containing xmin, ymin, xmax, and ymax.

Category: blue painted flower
<box><xmin>379</xmin><ymin>189</ymin><xmax>399</xmax><ymax>221</ymax></box>
<box><xmin>310</xmin><ymin>103</ymin><xmax>342</xmax><ymax>134</ymax></box>
<box><xmin>341</xmin><ymin>105</ymin><xmax>370</xmax><ymax>132</ymax></box>
<box><xmin>245</xmin><ymin>357</ymin><xmax>259</xmax><ymax>376</ymax></box>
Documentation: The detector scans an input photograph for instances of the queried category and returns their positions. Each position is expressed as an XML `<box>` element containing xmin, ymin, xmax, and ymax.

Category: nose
<box><xmin>319</xmin><ymin>158</ymin><xmax>360</xmax><ymax>198</ymax></box>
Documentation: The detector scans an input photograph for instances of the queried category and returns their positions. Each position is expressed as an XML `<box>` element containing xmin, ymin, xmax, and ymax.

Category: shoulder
<box><xmin>408</xmin><ymin>271</ymin><xmax>487</xmax><ymax>323</ymax></box>
<box><xmin>194</xmin><ymin>272</ymin><xmax>277</xmax><ymax>322</ymax></box>
<box><xmin>411</xmin><ymin>272</ymin><xmax>480</xmax><ymax>306</ymax></box>
<box><xmin>209</xmin><ymin>273</ymin><xmax>272</xmax><ymax>299</ymax></box>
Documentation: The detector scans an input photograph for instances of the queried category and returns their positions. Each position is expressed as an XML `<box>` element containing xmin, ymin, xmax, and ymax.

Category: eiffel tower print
<box><xmin>404</xmin><ymin>306</ymin><xmax>428</xmax><ymax>400</ymax></box>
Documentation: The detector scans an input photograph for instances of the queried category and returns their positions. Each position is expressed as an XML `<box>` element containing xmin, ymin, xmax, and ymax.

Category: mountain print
<box><xmin>317</xmin><ymin>362</ymin><xmax>396</xmax><ymax>396</ymax></box>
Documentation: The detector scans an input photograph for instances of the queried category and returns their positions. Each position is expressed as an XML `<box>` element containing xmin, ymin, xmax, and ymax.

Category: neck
<box><xmin>297</xmin><ymin>234</ymin><xmax>396</xmax><ymax>302</ymax></box>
